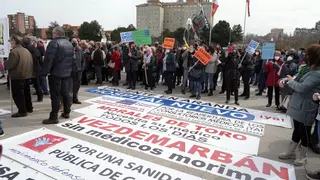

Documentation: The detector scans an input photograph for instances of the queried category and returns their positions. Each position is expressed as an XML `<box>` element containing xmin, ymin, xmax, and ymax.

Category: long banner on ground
<box><xmin>0</xmin><ymin>156</ymin><xmax>54</xmax><ymax>180</ymax></box>
<box><xmin>85</xmin><ymin>96</ymin><xmax>265</xmax><ymax>136</ymax></box>
<box><xmin>91</xmin><ymin>86</ymin><xmax>292</xmax><ymax>129</ymax></box>
<box><xmin>57</xmin><ymin>116</ymin><xmax>296</xmax><ymax>180</ymax></box>
<box><xmin>73</xmin><ymin>104</ymin><xmax>260</xmax><ymax>155</ymax></box>
<box><xmin>0</xmin><ymin>128</ymin><xmax>203</xmax><ymax>180</ymax></box>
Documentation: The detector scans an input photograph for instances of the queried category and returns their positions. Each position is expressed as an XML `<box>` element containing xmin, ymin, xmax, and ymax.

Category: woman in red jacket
<box><xmin>265</xmin><ymin>50</ymin><xmax>283</xmax><ymax>109</ymax></box>
<box><xmin>111</xmin><ymin>46</ymin><xmax>122</xmax><ymax>86</ymax></box>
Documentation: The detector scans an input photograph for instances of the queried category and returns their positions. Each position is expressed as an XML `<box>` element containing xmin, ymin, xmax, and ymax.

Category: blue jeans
<box><xmin>193</xmin><ymin>81</ymin><xmax>202</xmax><ymax>96</ymax></box>
<box><xmin>40</xmin><ymin>76</ymin><xmax>49</xmax><ymax>93</ymax></box>
<box><xmin>95</xmin><ymin>66</ymin><xmax>103</xmax><ymax>84</ymax></box>
<box><xmin>204</xmin><ymin>73</ymin><xmax>214</xmax><ymax>90</ymax></box>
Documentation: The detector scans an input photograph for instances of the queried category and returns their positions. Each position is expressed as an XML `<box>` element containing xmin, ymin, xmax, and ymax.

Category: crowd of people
<box><xmin>2</xmin><ymin>26</ymin><xmax>320</xmax><ymax>179</ymax></box>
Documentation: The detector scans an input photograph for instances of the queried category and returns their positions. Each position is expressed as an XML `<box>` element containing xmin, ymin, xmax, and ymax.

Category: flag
<box><xmin>246</xmin><ymin>0</ymin><xmax>251</xmax><ymax>17</ymax></box>
<box><xmin>211</xmin><ymin>0</ymin><xmax>219</xmax><ymax>16</ymax></box>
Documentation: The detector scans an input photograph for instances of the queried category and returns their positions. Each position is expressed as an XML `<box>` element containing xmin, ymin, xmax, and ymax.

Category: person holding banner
<box><xmin>225</xmin><ymin>48</ymin><xmax>240</xmax><ymax>105</ymax></box>
<box><xmin>189</xmin><ymin>47</ymin><xmax>206</xmax><ymax>100</ymax></box>
<box><xmin>204</xmin><ymin>47</ymin><xmax>218</xmax><ymax>96</ymax></box>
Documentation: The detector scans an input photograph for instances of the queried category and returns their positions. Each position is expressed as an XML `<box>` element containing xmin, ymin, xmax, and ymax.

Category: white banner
<box><xmin>73</xmin><ymin>105</ymin><xmax>260</xmax><ymax>155</ymax></box>
<box><xmin>0</xmin><ymin>18</ymin><xmax>10</xmax><ymax>58</ymax></box>
<box><xmin>151</xmin><ymin>106</ymin><xmax>265</xmax><ymax>136</ymax></box>
<box><xmin>0</xmin><ymin>156</ymin><xmax>54</xmax><ymax>180</ymax></box>
<box><xmin>84</xmin><ymin>96</ymin><xmax>160</xmax><ymax>113</ymax></box>
<box><xmin>0</xmin><ymin>109</ymin><xmax>10</xmax><ymax>116</ymax></box>
<box><xmin>90</xmin><ymin>86</ymin><xmax>292</xmax><ymax>129</ymax></box>
<box><xmin>0</xmin><ymin>128</ymin><xmax>203</xmax><ymax>180</ymax></box>
<box><xmin>58</xmin><ymin>116</ymin><xmax>296</xmax><ymax>180</ymax></box>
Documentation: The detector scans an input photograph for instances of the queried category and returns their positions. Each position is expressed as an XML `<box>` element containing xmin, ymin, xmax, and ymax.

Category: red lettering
<box><xmin>233</xmin><ymin>134</ymin><xmax>246</xmax><ymax>140</ymax></box>
<box><xmin>210</xmin><ymin>150</ymin><xmax>233</xmax><ymax>163</ymax></box>
<box><xmin>166</xmin><ymin>141</ymin><xmax>186</xmax><ymax>152</ymax></box>
<box><xmin>177</xmin><ymin>122</ymin><xmax>189</xmax><ymax>128</ymax></box>
<box><xmin>144</xmin><ymin>134</ymin><xmax>170</xmax><ymax>146</ymax></box>
<box><xmin>108</xmin><ymin>108</ymin><xmax>118</xmax><ymax>111</ymax></box>
<box><xmin>263</xmin><ymin>163</ymin><xmax>289</xmax><ymax>180</ymax></box>
<box><xmin>129</xmin><ymin>130</ymin><xmax>150</xmax><ymax>140</ymax></box>
<box><xmin>97</xmin><ymin>106</ymin><xmax>108</xmax><ymax>110</ymax></box>
<box><xmin>188</xmin><ymin>145</ymin><xmax>210</xmax><ymax>158</ymax></box>
<box><xmin>166</xmin><ymin>120</ymin><xmax>177</xmax><ymax>125</ymax></box>
<box><xmin>142</xmin><ymin>115</ymin><xmax>153</xmax><ymax>120</ymax></box>
<box><xmin>205</xmin><ymin>128</ymin><xmax>218</xmax><ymax>134</ymax></box>
<box><xmin>219</xmin><ymin>131</ymin><xmax>231</xmax><ymax>138</ymax></box>
<box><xmin>78</xmin><ymin>117</ymin><xmax>95</xmax><ymax>123</ymax></box>
<box><xmin>265</xmin><ymin>116</ymin><xmax>271</xmax><ymax>120</ymax></box>
<box><xmin>195</xmin><ymin>125</ymin><xmax>206</xmax><ymax>131</ymax></box>
<box><xmin>152</xmin><ymin>116</ymin><xmax>162</xmax><ymax>121</ymax></box>
<box><xmin>118</xmin><ymin>109</ymin><xmax>128</xmax><ymax>114</ymax></box>
<box><xmin>99</xmin><ymin>123</ymin><xmax>120</xmax><ymax>131</ymax></box>
<box><xmin>126</xmin><ymin>112</ymin><xmax>135</xmax><ymax>116</ymax></box>
<box><xmin>234</xmin><ymin>156</ymin><xmax>259</xmax><ymax>172</ymax></box>
<box><xmin>87</xmin><ymin>120</ymin><xmax>107</xmax><ymax>128</ymax></box>
<box><xmin>133</xmin><ymin>113</ymin><xmax>142</xmax><ymax>118</ymax></box>
<box><xmin>114</xmin><ymin>127</ymin><xmax>133</xmax><ymax>135</ymax></box>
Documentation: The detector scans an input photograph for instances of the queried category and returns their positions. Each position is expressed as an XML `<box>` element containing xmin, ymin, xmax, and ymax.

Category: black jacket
<box><xmin>43</xmin><ymin>37</ymin><xmax>74</xmax><ymax>78</ymax></box>
<box><xmin>73</xmin><ymin>47</ymin><xmax>85</xmax><ymax>72</ymax></box>
<box><xmin>225</xmin><ymin>53</ymin><xmax>240</xmax><ymax>80</ymax></box>
<box><xmin>25</xmin><ymin>45</ymin><xmax>41</xmax><ymax>77</ymax></box>
<box><xmin>241</xmin><ymin>53</ymin><xmax>254</xmax><ymax>72</ymax></box>
<box><xmin>129</xmin><ymin>48</ymin><xmax>140</xmax><ymax>72</ymax></box>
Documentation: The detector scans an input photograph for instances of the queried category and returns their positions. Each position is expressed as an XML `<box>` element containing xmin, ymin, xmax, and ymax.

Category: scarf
<box><xmin>144</xmin><ymin>53</ymin><xmax>152</xmax><ymax>64</ymax></box>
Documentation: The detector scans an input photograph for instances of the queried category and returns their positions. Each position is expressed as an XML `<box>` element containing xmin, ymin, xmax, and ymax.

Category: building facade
<box><xmin>136</xmin><ymin>0</ymin><xmax>211</xmax><ymax>37</ymax></box>
<box><xmin>7</xmin><ymin>12</ymin><xmax>35</xmax><ymax>34</ymax></box>
<box><xmin>294</xmin><ymin>20</ymin><xmax>320</xmax><ymax>36</ymax></box>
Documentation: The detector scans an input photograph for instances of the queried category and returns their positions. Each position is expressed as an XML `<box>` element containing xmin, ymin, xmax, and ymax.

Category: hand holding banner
<box><xmin>194</xmin><ymin>48</ymin><xmax>212</xmax><ymax>65</ymax></box>
<box><xmin>163</xmin><ymin>38</ymin><xmax>175</xmax><ymax>49</ymax></box>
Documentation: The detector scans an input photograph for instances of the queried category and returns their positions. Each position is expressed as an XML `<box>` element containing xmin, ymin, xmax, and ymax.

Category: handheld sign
<box><xmin>120</xmin><ymin>31</ymin><xmax>134</xmax><ymax>43</ymax></box>
<box><xmin>262</xmin><ymin>43</ymin><xmax>275</xmax><ymax>60</ymax></box>
<box><xmin>0</xmin><ymin>18</ymin><xmax>10</xmax><ymax>58</ymax></box>
<box><xmin>194</xmin><ymin>48</ymin><xmax>212</xmax><ymax>65</ymax></box>
<box><xmin>163</xmin><ymin>38</ymin><xmax>175</xmax><ymax>49</ymax></box>
<box><xmin>132</xmin><ymin>30</ymin><xmax>152</xmax><ymax>45</ymax></box>
<box><xmin>246</xmin><ymin>40</ymin><xmax>259</xmax><ymax>55</ymax></box>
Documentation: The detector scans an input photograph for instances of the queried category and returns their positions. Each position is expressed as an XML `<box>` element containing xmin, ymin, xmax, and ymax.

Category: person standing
<box><xmin>163</xmin><ymin>49</ymin><xmax>176</xmax><ymax>94</ymax></box>
<box><xmin>240</xmin><ymin>53</ymin><xmax>254</xmax><ymax>100</ymax></box>
<box><xmin>5</xmin><ymin>35</ymin><xmax>33</xmax><ymax>118</ymax></box>
<box><xmin>37</xmin><ymin>40</ymin><xmax>49</xmax><ymax>95</ymax></box>
<box><xmin>265</xmin><ymin>51</ymin><xmax>283</xmax><ymax>109</ymax></box>
<box><xmin>225</xmin><ymin>49</ymin><xmax>240</xmax><ymax>105</ymax></box>
<box><xmin>91</xmin><ymin>42</ymin><xmax>106</xmax><ymax>85</ymax></box>
<box><xmin>22</xmin><ymin>36</ymin><xmax>43</xmax><ymax>102</ymax></box>
<box><xmin>155</xmin><ymin>46</ymin><xmax>164</xmax><ymax>84</ymax></box>
<box><xmin>122</xmin><ymin>44</ymin><xmax>130</xmax><ymax>86</ymax></box>
<box><xmin>181</xmin><ymin>46</ymin><xmax>190</xmax><ymax>94</ymax></box>
<box><xmin>143</xmin><ymin>47</ymin><xmax>156</xmax><ymax>90</ymax></box>
<box><xmin>42</xmin><ymin>27</ymin><xmax>74</xmax><ymax>124</ymax></box>
<box><xmin>110</xmin><ymin>46</ymin><xmax>122</xmax><ymax>86</ymax></box>
<box><xmin>71</xmin><ymin>38</ymin><xmax>85</xmax><ymax>104</ymax></box>
<box><xmin>80</xmin><ymin>40</ymin><xmax>90</xmax><ymax>85</ymax></box>
<box><xmin>127</xmin><ymin>43</ymin><xmax>140</xmax><ymax>90</ymax></box>
<box><xmin>204</xmin><ymin>48</ymin><xmax>218</xmax><ymax>96</ymax></box>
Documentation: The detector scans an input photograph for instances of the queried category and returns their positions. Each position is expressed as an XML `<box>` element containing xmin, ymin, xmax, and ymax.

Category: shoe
<box><xmin>127</xmin><ymin>86</ymin><xmax>133</xmax><ymax>89</ymax></box>
<box><xmin>165</xmin><ymin>90</ymin><xmax>172</xmax><ymax>94</ymax></box>
<box><xmin>189</xmin><ymin>94</ymin><xmax>196</xmax><ymax>98</ymax></box>
<box><xmin>61</xmin><ymin>113</ymin><xmax>70</xmax><ymax>119</ymax></box>
<box><xmin>27</xmin><ymin>109</ymin><xmax>33</xmax><ymax>113</ymax></box>
<box><xmin>196</xmin><ymin>95</ymin><xmax>201</xmax><ymax>100</ymax></box>
<box><xmin>208</xmin><ymin>89</ymin><xmax>213</xmax><ymax>96</ymax></box>
<box><xmin>279</xmin><ymin>141</ymin><xmax>298</xmax><ymax>160</ymax></box>
<box><xmin>123</xmin><ymin>83</ymin><xmax>128</xmax><ymax>86</ymax></box>
<box><xmin>276</xmin><ymin>106</ymin><xmax>281</xmax><ymax>111</ymax></box>
<box><xmin>219</xmin><ymin>91</ymin><xmax>225</xmax><ymax>94</ymax></box>
<box><xmin>182</xmin><ymin>90</ymin><xmax>186</xmax><ymax>94</ymax></box>
<box><xmin>132</xmin><ymin>87</ymin><xmax>136</xmax><ymax>90</ymax></box>
<box><xmin>239</xmin><ymin>94</ymin><xmax>245</xmax><ymax>97</ymax></box>
<box><xmin>202</xmin><ymin>89</ymin><xmax>208</xmax><ymax>94</ymax></box>
<box><xmin>294</xmin><ymin>146</ymin><xmax>308</xmax><ymax>166</ymax></box>
<box><xmin>73</xmin><ymin>101</ymin><xmax>82</xmax><ymax>104</ymax></box>
<box><xmin>11</xmin><ymin>113</ymin><xmax>27</xmax><ymax>118</ymax></box>
<box><xmin>235</xmin><ymin>102</ymin><xmax>240</xmax><ymax>106</ymax></box>
<box><xmin>306</xmin><ymin>171</ymin><xmax>320</xmax><ymax>180</ymax></box>
<box><xmin>42</xmin><ymin>119</ymin><xmax>59</xmax><ymax>125</ymax></box>
<box><xmin>266</xmin><ymin>104</ymin><xmax>271</xmax><ymax>107</ymax></box>
<box><xmin>37</xmin><ymin>97</ymin><xmax>43</xmax><ymax>102</ymax></box>
<box><xmin>151</xmin><ymin>87</ymin><xmax>154</xmax><ymax>91</ymax></box>
<box><xmin>0</xmin><ymin>130</ymin><xmax>4</xmax><ymax>137</ymax></box>
<box><xmin>244</xmin><ymin>97</ymin><xmax>249</xmax><ymax>100</ymax></box>
<box><xmin>225</xmin><ymin>100</ymin><xmax>230</xmax><ymax>104</ymax></box>
<box><xmin>256</xmin><ymin>93</ymin><xmax>262</xmax><ymax>96</ymax></box>
<box><xmin>145</xmin><ymin>87</ymin><xmax>148</xmax><ymax>90</ymax></box>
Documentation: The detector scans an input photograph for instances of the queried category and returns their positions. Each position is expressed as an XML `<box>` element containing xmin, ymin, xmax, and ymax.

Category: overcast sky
<box><xmin>1</xmin><ymin>0</ymin><xmax>319</xmax><ymax>35</ymax></box>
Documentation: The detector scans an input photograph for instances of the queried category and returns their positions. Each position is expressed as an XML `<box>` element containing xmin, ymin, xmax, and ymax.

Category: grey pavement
<box><xmin>0</xmin><ymin>76</ymin><xmax>319</xmax><ymax>180</ymax></box>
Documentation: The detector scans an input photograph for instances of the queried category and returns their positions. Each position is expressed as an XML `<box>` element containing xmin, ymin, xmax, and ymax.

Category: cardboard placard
<box><xmin>163</xmin><ymin>38</ymin><xmax>175</xmax><ymax>49</ymax></box>
<box><xmin>132</xmin><ymin>30</ymin><xmax>152</xmax><ymax>45</ymax></box>
<box><xmin>194</xmin><ymin>48</ymin><xmax>212</xmax><ymax>65</ymax></box>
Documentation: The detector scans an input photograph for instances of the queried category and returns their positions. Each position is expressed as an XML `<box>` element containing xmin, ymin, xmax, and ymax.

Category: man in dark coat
<box><xmin>71</xmin><ymin>38</ymin><xmax>85</xmax><ymax>104</ymax></box>
<box><xmin>42</xmin><ymin>26</ymin><xmax>74</xmax><ymax>124</ymax></box>
<box><xmin>225</xmin><ymin>50</ymin><xmax>241</xmax><ymax>105</ymax></box>
<box><xmin>22</xmin><ymin>36</ymin><xmax>43</xmax><ymax>102</ymax></box>
<box><xmin>122</xmin><ymin>44</ymin><xmax>130</xmax><ymax>86</ymax></box>
<box><xmin>127</xmin><ymin>43</ymin><xmax>140</xmax><ymax>90</ymax></box>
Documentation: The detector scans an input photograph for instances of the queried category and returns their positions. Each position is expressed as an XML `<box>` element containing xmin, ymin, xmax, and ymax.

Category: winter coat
<box><xmin>92</xmin><ymin>48</ymin><xmax>106</xmax><ymax>67</ymax></box>
<box><xmin>253</xmin><ymin>56</ymin><xmax>262</xmax><ymax>74</ymax></box>
<box><xmin>189</xmin><ymin>53</ymin><xmax>205</xmax><ymax>81</ymax></box>
<box><xmin>241</xmin><ymin>53</ymin><xmax>254</xmax><ymax>72</ymax></box>
<box><xmin>24</xmin><ymin>45</ymin><xmax>41</xmax><ymax>77</ymax></box>
<box><xmin>225</xmin><ymin>53</ymin><xmax>240</xmax><ymax>80</ymax></box>
<box><xmin>264</xmin><ymin>60</ymin><xmax>283</xmax><ymax>87</ymax></box>
<box><xmin>122</xmin><ymin>46</ymin><xmax>130</xmax><ymax>72</ymax></box>
<box><xmin>279</xmin><ymin>59</ymin><xmax>299</xmax><ymax>79</ymax></box>
<box><xmin>5</xmin><ymin>45</ymin><xmax>33</xmax><ymax>80</ymax></box>
<box><xmin>73</xmin><ymin>47</ymin><xmax>85</xmax><ymax>72</ymax></box>
<box><xmin>129</xmin><ymin>48</ymin><xmax>140</xmax><ymax>72</ymax></box>
<box><xmin>43</xmin><ymin>37</ymin><xmax>74</xmax><ymax>78</ymax></box>
<box><xmin>205</xmin><ymin>53</ymin><xmax>218</xmax><ymax>74</ymax></box>
<box><xmin>164</xmin><ymin>52</ymin><xmax>176</xmax><ymax>72</ymax></box>
<box><xmin>286</xmin><ymin>68</ymin><xmax>320</xmax><ymax>126</ymax></box>
<box><xmin>111</xmin><ymin>50</ymin><xmax>122</xmax><ymax>71</ymax></box>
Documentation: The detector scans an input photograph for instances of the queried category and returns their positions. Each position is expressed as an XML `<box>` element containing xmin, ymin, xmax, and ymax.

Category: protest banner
<box><xmin>194</xmin><ymin>48</ymin><xmax>212</xmax><ymax>65</ymax></box>
<box><xmin>84</xmin><ymin>96</ymin><xmax>160</xmax><ymax>113</ymax></box>
<box><xmin>58</xmin><ymin>116</ymin><xmax>296</xmax><ymax>180</ymax></box>
<box><xmin>132</xmin><ymin>30</ymin><xmax>152</xmax><ymax>45</ymax></box>
<box><xmin>73</xmin><ymin>105</ymin><xmax>260</xmax><ymax>155</ymax></box>
<box><xmin>246</xmin><ymin>40</ymin><xmax>259</xmax><ymax>55</ymax></box>
<box><xmin>120</xmin><ymin>31</ymin><xmax>134</xmax><ymax>43</ymax></box>
<box><xmin>85</xmin><ymin>88</ymin><xmax>292</xmax><ymax>129</ymax></box>
<box><xmin>162</xmin><ymin>38</ymin><xmax>175</xmax><ymax>49</ymax></box>
<box><xmin>150</xmin><ymin>106</ymin><xmax>265</xmax><ymax>136</ymax></box>
<box><xmin>0</xmin><ymin>109</ymin><xmax>10</xmax><ymax>116</ymax></box>
<box><xmin>0</xmin><ymin>18</ymin><xmax>9</xmax><ymax>58</ymax></box>
<box><xmin>262</xmin><ymin>43</ymin><xmax>276</xmax><ymax>60</ymax></box>
<box><xmin>1</xmin><ymin>128</ymin><xmax>203</xmax><ymax>180</ymax></box>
